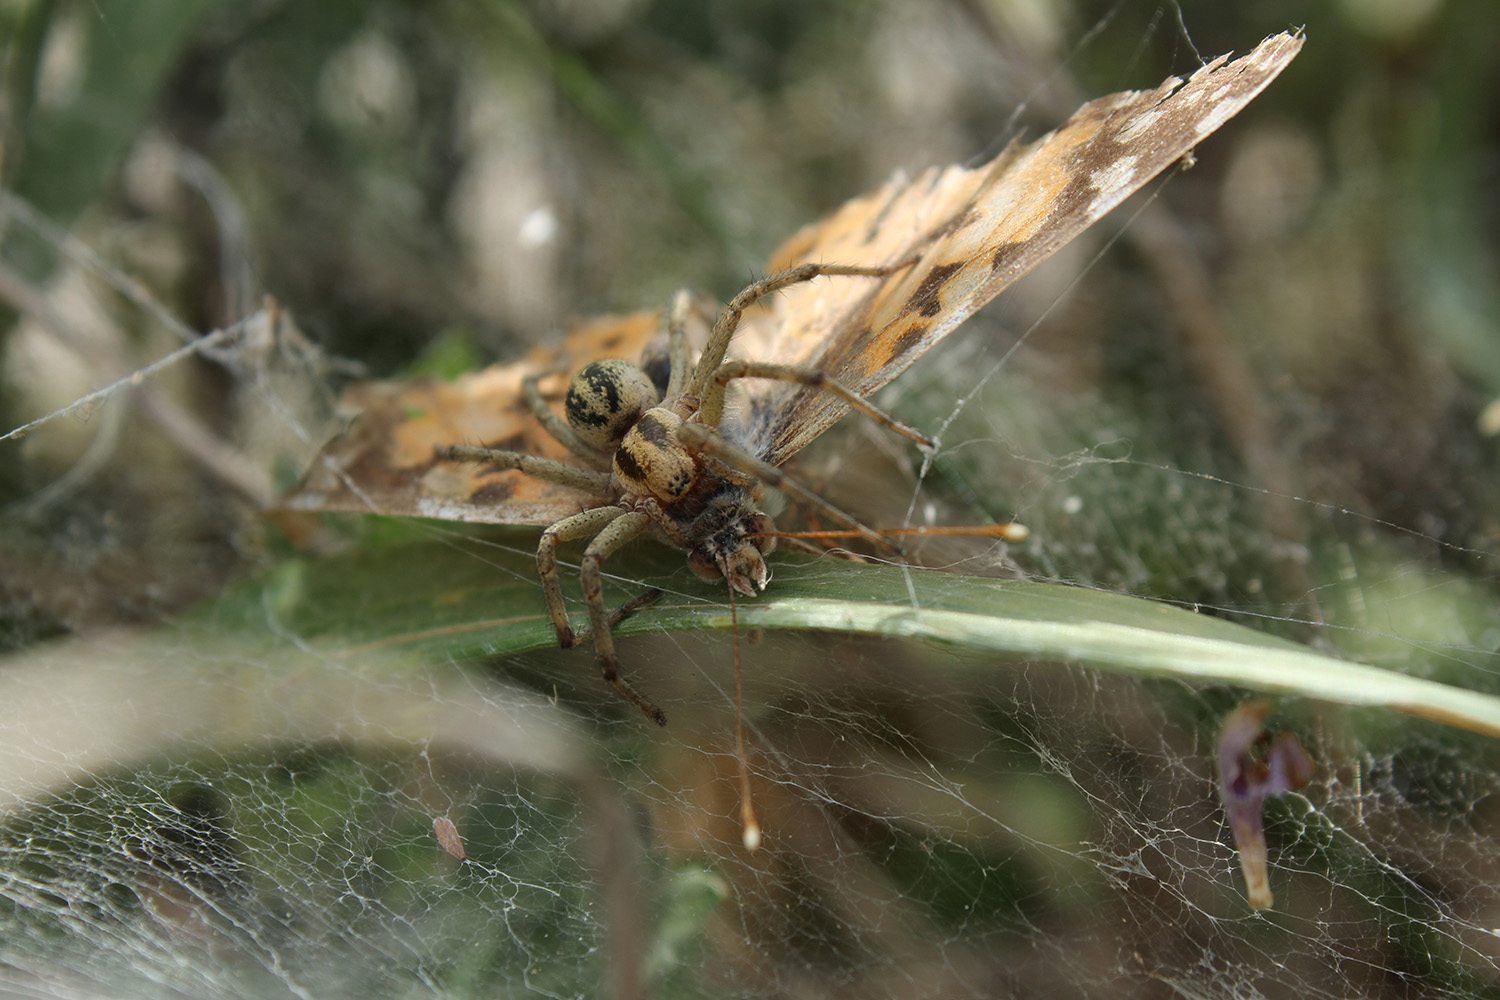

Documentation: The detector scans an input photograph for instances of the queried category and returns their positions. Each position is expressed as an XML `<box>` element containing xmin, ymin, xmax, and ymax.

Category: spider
<box><xmin>436</xmin><ymin>259</ymin><xmax>931</xmax><ymax>728</ymax></box>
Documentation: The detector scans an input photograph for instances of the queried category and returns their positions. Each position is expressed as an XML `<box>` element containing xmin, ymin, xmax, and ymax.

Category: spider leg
<box><xmin>550</xmin><ymin>587</ymin><xmax>664</xmax><ymax>651</ymax></box>
<box><xmin>601</xmin><ymin>586</ymin><xmax>666</xmax><ymax>632</ymax></box>
<box><xmin>663</xmin><ymin>290</ymin><xmax>696</xmax><ymax>400</ymax></box>
<box><xmin>683</xmin><ymin>259</ymin><xmax>917</xmax><ymax>405</ymax></box>
<box><xmin>673</xmin><ymin>420</ymin><xmax>900</xmax><ymax>555</ymax></box>
<box><xmin>536</xmin><ymin>506</ymin><xmax>630</xmax><ymax>647</ymax></box>
<box><xmin>536</xmin><ymin>507</ymin><xmax>665</xmax><ymax>724</ymax></box>
<box><xmin>521</xmin><ymin>375</ymin><xmax>613</xmax><ymax>469</ymax></box>
<box><xmin>437</xmin><ymin>444</ymin><xmax>610</xmax><ymax>495</ymax></box>
<box><xmin>578</xmin><ymin>509</ymin><xmax>664</xmax><ymax>724</ymax></box>
<box><xmin>699</xmin><ymin>360</ymin><xmax>936</xmax><ymax>451</ymax></box>
<box><xmin>534</xmin><ymin>510</ymin><xmax>662</xmax><ymax>646</ymax></box>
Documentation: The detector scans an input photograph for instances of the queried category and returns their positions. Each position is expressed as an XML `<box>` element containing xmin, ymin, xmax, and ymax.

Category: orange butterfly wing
<box><xmin>735</xmin><ymin>32</ymin><xmax>1303</xmax><ymax>466</ymax></box>
<box><xmin>284</xmin><ymin>32</ymin><xmax>1302</xmax><ymax>523</ymax></box>
<box><xmin>284</xmin><ymin>312</ymin><xmax>664</xmax><ymax>524</ymax></box>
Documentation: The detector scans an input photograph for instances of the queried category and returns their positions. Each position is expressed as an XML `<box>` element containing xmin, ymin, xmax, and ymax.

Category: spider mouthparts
<box><xmin>725</xmin><ymin>564</ymin><xmax>765</xmax><ymax>598</ymax></box>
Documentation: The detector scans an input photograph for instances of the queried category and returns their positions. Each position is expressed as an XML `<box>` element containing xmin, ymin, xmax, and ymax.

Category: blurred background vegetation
<box><xmin>2</xmin><ymin>0</ymin><xmax>1500</xmax><ymax>998</ymax></box>
<box><xmin>3</xmin><ymin>0</ymin><xmax>1498</xmax><ymax>635</ymax></box>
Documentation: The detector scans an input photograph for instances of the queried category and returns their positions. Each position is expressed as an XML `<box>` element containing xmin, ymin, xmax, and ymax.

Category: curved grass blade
<box><xmin>243</xmin><ymin>533</ymin><xmax>1500</xmax><ymax>743</ymax></box>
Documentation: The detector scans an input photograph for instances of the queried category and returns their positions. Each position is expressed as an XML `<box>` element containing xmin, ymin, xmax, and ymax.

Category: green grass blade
<box><xmin>241</xmin><ymin>534</ymin><xmax>1500</xmax><ymax>742</ymax></box>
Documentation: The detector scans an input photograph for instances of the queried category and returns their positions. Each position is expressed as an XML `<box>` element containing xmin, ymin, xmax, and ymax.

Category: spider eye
<box><xmin>687</xmin><ymin>549</ymin><xmax>723</xmax><ymax>581</ymax></box>
<box><xmin>565</xmin><ymin>359</ymin><xmax>660</xmax><ymax>450</ymax></box>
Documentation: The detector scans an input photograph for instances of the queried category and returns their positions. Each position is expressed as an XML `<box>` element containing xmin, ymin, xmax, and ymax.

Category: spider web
<box><xmin>4</xmin><ymin>3</ymin><xmax>1500</xmax><ymax>999</ymax></box>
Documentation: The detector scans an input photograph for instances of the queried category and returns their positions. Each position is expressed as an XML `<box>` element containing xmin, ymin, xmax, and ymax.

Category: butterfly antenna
<box><xmin>728</xmin><ymin>578</ymin><xmax>761</xmax><ymax>851</ymax></box>
<box><xmin>766</xmin><ymin>522</ymin><xmax>1031</xmax><ymax>543</ymax></box>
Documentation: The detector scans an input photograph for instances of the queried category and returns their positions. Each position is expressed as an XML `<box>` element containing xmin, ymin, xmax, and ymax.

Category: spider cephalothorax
<box><xmin>606</xmin><ymin>398</ymin><xmax>779</xmax><ymax>596</ymax></box>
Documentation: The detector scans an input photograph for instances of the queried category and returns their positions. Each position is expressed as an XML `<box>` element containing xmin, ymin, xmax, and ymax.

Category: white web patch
<box><xmin>4</xmin><ymin>6</ymin><xmax>1500</xmax><ymax>1000</ymax></box>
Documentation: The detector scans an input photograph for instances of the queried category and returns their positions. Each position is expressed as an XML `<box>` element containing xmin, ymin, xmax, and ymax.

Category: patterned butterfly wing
<box><xmin>731</xmin><ymin>31</ymin><xmax>1303</xmax><ymax>467</ymax></box>
<box><xmin>286</xmin><ymin>32</ymin><xmax>1302</xmax><ymax>525</ymax></box>
<box><xmin>284</xmin><ymin>311</ymin><xmax>663</xmax><ymax>524</ymax></box>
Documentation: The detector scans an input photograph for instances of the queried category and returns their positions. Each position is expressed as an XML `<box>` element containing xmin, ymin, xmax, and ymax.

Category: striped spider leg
<box><xmin>438</xmin><ymin>259</ymin><xmax>928</xmax><ymax>728</ymax></box>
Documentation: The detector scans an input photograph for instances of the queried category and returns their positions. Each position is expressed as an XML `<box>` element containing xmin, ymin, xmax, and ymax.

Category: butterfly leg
<box><xmin>698</xmin><ymin>360</ymin><xmax>935</xmax><ymax>451</ymax></box>
<box><xmin>684</xmin><ymin>259</ymin><xmax>917</xmax><ymax>404</ymax></box>
<box><xmin>436</xmin><ymin>444</ymin><xmax>611</xmax><ymax>495</ymax></box>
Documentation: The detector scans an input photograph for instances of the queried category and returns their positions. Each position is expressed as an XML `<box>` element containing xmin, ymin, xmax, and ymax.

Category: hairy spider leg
<box><xmin>700</xmin><ymin>360</ymin><xmax>934</xmax><ymax>450</ymax></box>
<box><xmin>437</xmin><ymin>445</ymin><xmax>610</xmax><ymax>495</ymax></box>
<box><xmin>670</xmin><ymin>259</ymin><xmax>925</xmax><ymax>555</ymax></box>
<box><xmin>536</xmin><ymin>506</ymin><xmax>664</xmax><ymax>723</ymax></box>
<box><xmin>521</xmin><ymin>374</ymin><xmax>613</xmax><ymax>470</ymax></box>
<box><xmin>433</xmin><ymin>444</ymin><xmax>669</xmax><ymax>718</ymax></box>
<box><xmin>663</xmin><ymin>290</ymin><xmax>699</xmax><ymax>401</ymax></box>
<box><xmin>681</xmin><ymin>259</ymin><xmax>916</xmax><ymax>407</ymax></box>
<box><xmin>673</xmin><ymin>420</ymin><xmax>894</xmax><ymax>555</ymax></box>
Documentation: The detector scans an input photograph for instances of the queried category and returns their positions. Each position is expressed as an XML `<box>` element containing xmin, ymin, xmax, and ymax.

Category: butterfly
<box><xmin>286</xmin><ymin>29</ymin><xmax>1303</xmax><ymax>774</ymax></box>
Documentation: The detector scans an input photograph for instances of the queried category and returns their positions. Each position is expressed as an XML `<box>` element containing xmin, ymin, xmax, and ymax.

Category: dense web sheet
<box><xmin>5</xmin><ymin>4</ymin><xmax>1500</xmax><ymax>999</ymax></box>
<box><xmin>5</xmin><ymin>602</ymin><xmax>1500</xmax><ymax>999</ymax></box>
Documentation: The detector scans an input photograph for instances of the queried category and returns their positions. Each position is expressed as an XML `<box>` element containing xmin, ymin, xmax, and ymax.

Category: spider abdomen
<box><xmin>565</xmin><ymin>359</ymin><xmax>660</xmax><ymax>451</ymax></box>
<box><xmin>613</xmin><ymin>407</ymin><xmax>698</xmax><ymax>502</ymax></box>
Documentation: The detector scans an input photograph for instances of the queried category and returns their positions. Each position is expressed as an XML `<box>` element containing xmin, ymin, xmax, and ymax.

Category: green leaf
<box><xmin>228</xmin><ymin>532</ymin><xmax>1500</xmax><ymax>742</ymax></box>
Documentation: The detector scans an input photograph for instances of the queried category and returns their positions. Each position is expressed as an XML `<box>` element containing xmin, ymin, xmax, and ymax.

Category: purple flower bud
<box><xmin>1218</xmin><ymin>702</ymin><xmax>1313</xmax><ymax>909</ymax></box>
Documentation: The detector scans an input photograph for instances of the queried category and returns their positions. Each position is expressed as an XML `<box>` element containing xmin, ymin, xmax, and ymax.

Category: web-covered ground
<box><xmin>3</xmin><ymin>2</ymin><xmax>1499</xmax><ymax>998</ymax></box>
